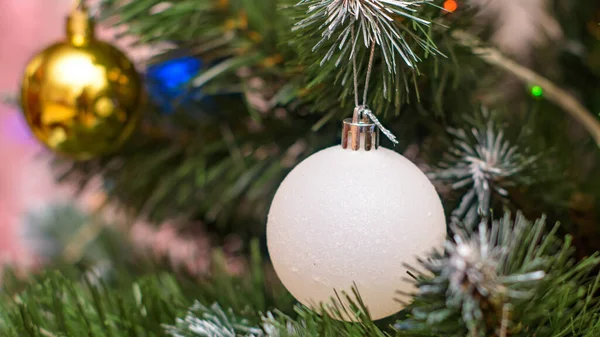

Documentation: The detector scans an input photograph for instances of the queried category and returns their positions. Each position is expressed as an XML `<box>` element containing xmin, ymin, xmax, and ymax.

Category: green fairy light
<box><xmin>530</xmin><ymin>85</ymin><xmax>543</xmax><ymax>98</ymax></box>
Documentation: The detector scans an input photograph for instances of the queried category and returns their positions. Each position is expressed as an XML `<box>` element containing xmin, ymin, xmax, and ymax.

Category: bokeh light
<box><xmin>444</xmin><ymin>0</ymin><xmax>458</xmax><ymax>13</ymax></box>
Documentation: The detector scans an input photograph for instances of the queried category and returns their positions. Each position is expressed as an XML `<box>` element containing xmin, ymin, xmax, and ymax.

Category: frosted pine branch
<box><xmin>164</xmin><ymin>302</ymin><xmax>264</xmax><ymax>337</ymax></box>
<box><xmin>430</xmin><ymin>111</ymin><xmax>539</xmax><ymax>227</ymax></box>
<box><xmin>442</xmin><ymin>220</ymin><xmax>545</xmax><ymax>306</ymax></box>
<box><xmin>294</xmin><ymin>0</ymin><xmax>440</xmax><ymax>69</ymax></box>
<box><xmin>166</xmin><ymin>303</ymin><xmax>304</xmax><ymax>337</ymax></box>
<box><xmin>401</xmin><ymin>214</ymin><xmax>546</xmax><ymax>336</ymax></box>
<box><xmin>399</xmin><ymin>213</ymin><xmax>600</xmax><ymax>336</ymax></box>
<box><xmin>260</xmin><ymin>312</ymin><xmax>300</xmax><ymax>337</ymax></box>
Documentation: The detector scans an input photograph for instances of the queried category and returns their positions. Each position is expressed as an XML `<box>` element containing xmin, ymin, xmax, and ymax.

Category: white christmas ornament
<box><xmin>267</xmin><ymin>114</ymin><xmax>447</xmax><ymax>321</ymax></box>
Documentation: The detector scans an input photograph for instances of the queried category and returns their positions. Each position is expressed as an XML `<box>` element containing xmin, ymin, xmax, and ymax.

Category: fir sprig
<box><xmin>0</xmin><ymin>240</ymin><xmax>295</xmax><ymax>336</ymax></box>
<box><xmin>164</xmin><ymin>302</ymin><xmax>264</xmax><ymax>337</ymax></box>
<box><xmin>0</xmin><ymin>272</ymin><xmax>189</xmax><ymax>337</ymax></box>
<box><xmin>166</xmin><ymin>288</ymin><xmax>391</xmax><ymax>337</ymax></box>
<box><xmin>399</xmin><ymin>213</ymin><xmax>600</xmax><ymax>337</ymax></box>
<box><xmin>293</xmin><ymin>0</ymin><xmax>441</xmax><ymax>69</ymax></box>
<box><xmin>431</xmin><ymin>111</ymin><xmax>540</xmax><ymax>227</ymax></box>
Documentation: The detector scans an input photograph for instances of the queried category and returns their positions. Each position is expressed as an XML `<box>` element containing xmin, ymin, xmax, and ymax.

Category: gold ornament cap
<box><xmin>67</xmin><ymin>5</ymin><xmax>95</xmax><ymax>46</ymax></box>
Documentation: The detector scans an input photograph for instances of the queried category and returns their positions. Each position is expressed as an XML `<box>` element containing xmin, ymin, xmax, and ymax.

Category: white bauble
<box><xmin>267</xmin><ymin>145</ymin><xmax>446</xmax><ymax>320</ymax></box>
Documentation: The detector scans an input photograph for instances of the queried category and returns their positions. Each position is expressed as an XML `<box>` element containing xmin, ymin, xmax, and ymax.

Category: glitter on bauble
<box><xmin>267</xmin><ymin>112</ymin><xmax>447</xmax><ymax>321</ymax></box>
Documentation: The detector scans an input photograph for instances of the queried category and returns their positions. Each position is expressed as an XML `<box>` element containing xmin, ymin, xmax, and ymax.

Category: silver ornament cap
<box><xmin>341</xmin><ymin>107</ymin><xmax>380</xmax><ymax>151</ymax></box>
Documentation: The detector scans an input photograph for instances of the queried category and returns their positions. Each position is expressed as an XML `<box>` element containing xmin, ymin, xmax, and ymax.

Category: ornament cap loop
<box><xmin>341</xmin><ymin>107</ymin><xmax>379</xmax><ymax>151</ymax></box>
<box><xmin>66</xmin><ymin>7</ymin><xmax>95</xmax><ymax>46</ymax></box>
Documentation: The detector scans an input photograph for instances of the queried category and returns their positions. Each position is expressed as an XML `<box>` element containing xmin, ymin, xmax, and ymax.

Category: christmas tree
<box><xmin>2</xmin><ymin>0</ymin><xmax>600</xmax><ymax>336</ymax></box>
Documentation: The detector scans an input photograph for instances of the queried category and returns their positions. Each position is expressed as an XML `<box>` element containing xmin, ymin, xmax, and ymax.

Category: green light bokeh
<box><xmin>531</xmin><ymin>85</ymin><xmax>543</xmax><ymax>97</ymax></box>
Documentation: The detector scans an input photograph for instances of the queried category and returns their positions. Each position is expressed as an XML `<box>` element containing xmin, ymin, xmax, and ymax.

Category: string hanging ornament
<box><xmin>266</xmin><ymin>24</ymin><xmax>447</xmax><ymax>321</ymax></box>
<box><xmin>19</xmin><ymin>0</ymin><xmax>143</xmax><ymax>160</ymax></box>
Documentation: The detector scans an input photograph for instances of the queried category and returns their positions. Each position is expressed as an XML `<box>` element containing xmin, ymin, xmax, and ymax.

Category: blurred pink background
<box><xmin>0</xmin><ymin>0</ymin><xmax>150</xmax><ymax>268</ymax></box>
<box><xmin>0</xmin><ymin>0</ymin><xmax>75</xmax><ymax>267</ymax></box>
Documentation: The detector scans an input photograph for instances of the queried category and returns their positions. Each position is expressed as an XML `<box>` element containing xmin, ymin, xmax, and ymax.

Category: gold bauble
<box><xmin>20</xmin><ymin>7</ymin><xmax>143</xmax><ymax>160</ymax></box>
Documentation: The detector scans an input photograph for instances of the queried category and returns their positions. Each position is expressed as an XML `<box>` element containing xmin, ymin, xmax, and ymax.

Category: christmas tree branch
<box><xmin>10</xmin><ymin>210</ymin><xmax>600</xmax><ymax>336</ymax></box>
<box><xmin>293</xmin><ymin>0</ymin><xmax>441</xmax><ymax>70</ymax></box>
<box><xmin>430</xmin><ymin>108</ymin><xmax>541</xmax><ymax>228</ymax></box>
<box><xmin>399</xmin><ymin>213</ymin><xmax>600</xmax><ymax>337</ymax></box>
<box><xmin>451</xmin><ymin>29</ymin><xmax>600</xmax><ymax>148</ymax></box>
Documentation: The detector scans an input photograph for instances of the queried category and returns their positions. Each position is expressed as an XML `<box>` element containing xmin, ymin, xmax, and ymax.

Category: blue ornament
<box><xmin>146</xmin><ymin>56</ymin><xmax>203</xmax><ymax>113</ymax></box>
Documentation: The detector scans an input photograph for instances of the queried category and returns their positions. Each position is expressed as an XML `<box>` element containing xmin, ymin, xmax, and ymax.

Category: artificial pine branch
<box><xmin>164</xmin><ymin>302</ymin><xmax>264</xmax><ymax>337</ymax></box>
<box><xmin>293</xmin><ymin>0</ymin><xmax>441</xmax><ymax>69</ymax></box>
<box><xmin>0</xmin><ymin>238</ymin><xmax>295</xmax><ymax>336</ymax></box>
<box><xmin>0</xmin><ymin>271</ymin><xmax>189</xmax><ymax>337</ymax></box>
<box><xmin>398</xmin><ymin>213</ymin><xmax>600</xmax><ymax>337</ymax></box>
<box><xmin>430</xmin><ymin>109</ymin><xmax>540</xmax><ymax>227</ymax></box>
<box><xmin>166</xmin><ymin>286</ymin><xmax>392</xmax><ymax>337</ymax></box>
<box><xmin>5</xmin><ymin>209</ymin><xmax>600</xmax><ymax>336</ymax></box>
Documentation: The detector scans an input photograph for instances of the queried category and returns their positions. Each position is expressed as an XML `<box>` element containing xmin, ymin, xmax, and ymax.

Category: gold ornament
<box><xmin>20</xmin><ymin>5</ymin><xmax>143</xmax><ymax>160</ymax></box>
